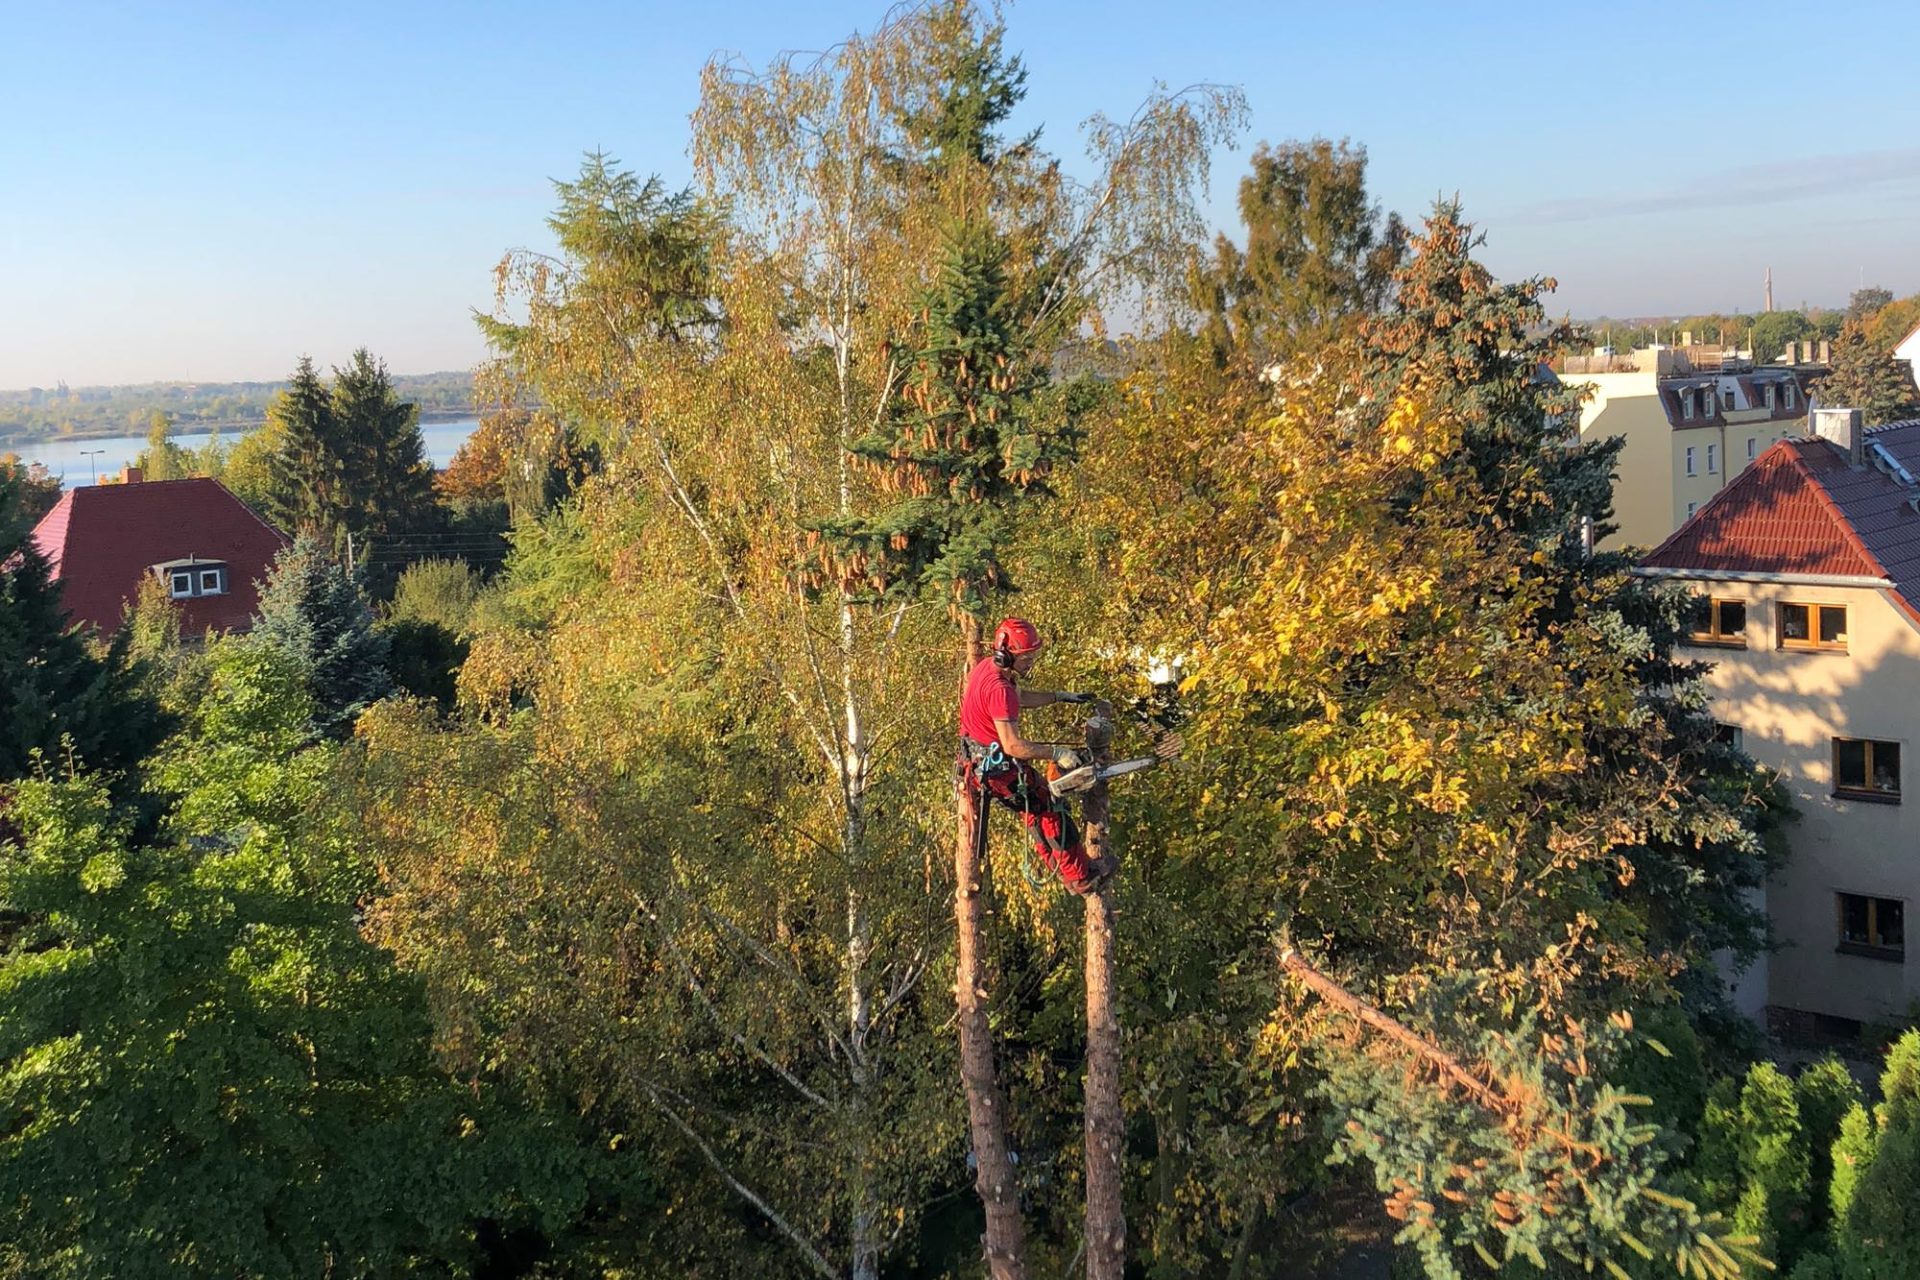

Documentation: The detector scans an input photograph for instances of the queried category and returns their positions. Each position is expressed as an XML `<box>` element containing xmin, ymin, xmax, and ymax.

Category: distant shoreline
<box><xmin>0</xmin><ymin>409</ymin><xmax>476</xmax><ymax>450</ymax></box>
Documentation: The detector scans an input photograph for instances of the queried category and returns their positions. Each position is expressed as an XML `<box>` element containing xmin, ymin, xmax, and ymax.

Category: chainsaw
<box><xmin>1047</xmin><ymin>755</ymin><xmax>1162</xmax><ymax>797</ymax></box>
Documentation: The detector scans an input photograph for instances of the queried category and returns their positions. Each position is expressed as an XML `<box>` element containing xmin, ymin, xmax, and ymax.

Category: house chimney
<box><xmin>119</xmin><ymin>465</ymin><xmax>144</xmax><ymax>484</ymax></box>
<box><xmin>1812</xmin><ymin>407</ymin><xmax>1866</xmax><ymax>467</ymax></box>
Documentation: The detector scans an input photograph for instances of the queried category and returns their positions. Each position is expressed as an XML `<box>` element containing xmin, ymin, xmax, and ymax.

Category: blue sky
<box><xmin>4</xmin><ymin>0</ymin><xmax>1917</xmax><ymax>388</ymax></box>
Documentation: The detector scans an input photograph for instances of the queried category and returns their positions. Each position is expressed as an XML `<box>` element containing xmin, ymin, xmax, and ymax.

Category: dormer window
<box><xmin>153</xmin><ymin>559</ymin><xmax>227</xmax><ymax>599</ymax></box>
<box><xmin>1785</xmin><ymin>384</ymin><xmax>1797</xmax><ymax>410</ymax></box>
<box><xmin>1682</xmin><ymin>393</ymin><xmax>1695</xmax><ymax>421</ymax></box>
<box><xmin>1764</xmin><ymin>383</ymin><xmax>1777</xmax><ymax>409</ymax></box>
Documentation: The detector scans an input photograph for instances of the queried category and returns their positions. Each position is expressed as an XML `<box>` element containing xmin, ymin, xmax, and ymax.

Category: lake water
<box><xmin>9</xmin><ymin>419</ymin><xmax>481</xmax><ymax>487</ymax></box>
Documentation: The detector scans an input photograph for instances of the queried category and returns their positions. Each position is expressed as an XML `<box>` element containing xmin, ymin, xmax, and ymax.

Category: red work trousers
<box><xmin>965</xmin><ymin>757</ymin><xmax>1093</xmax><ymax>888</ymax></box>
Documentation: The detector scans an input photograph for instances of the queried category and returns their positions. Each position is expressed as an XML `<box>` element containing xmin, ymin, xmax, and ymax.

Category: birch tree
<box><xmin>693</xmin><ymin>7</ymin><xmax>1239</xmax><ymax>1274</ymax></box>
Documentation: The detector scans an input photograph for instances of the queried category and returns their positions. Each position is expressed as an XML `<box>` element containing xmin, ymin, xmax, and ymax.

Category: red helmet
<box><xmin>993</xmin><ymin>618</ymin><xmax>1044</xmax><ymax>662</ymax></box>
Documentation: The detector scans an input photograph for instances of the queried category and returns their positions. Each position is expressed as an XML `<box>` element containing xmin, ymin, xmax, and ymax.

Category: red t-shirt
<box><xmin>960</xmin><ymin>657</ymin><xmax>1020</xmax><ymax>747</ymax></box>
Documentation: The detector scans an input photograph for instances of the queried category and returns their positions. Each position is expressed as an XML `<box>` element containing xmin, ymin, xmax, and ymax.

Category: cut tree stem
<box><xmin>954</xmin><ymin>619</ymin><xmax>1029</xmax><ymax>1279</ymax></box>
<box><xmin>1082</xmin><ymin>703</ymin><xmax>1126</xmax><ymax>1280</ymax></box>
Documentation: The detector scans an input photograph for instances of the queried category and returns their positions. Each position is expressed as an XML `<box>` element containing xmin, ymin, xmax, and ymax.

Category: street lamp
<box><xmin>81</xmin><ymin>449</ymin><xmax>106</xmax><ymax>484</ymax></box>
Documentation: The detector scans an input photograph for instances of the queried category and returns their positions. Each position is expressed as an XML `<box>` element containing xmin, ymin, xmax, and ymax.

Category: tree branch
<box><xmin>638</xmin><ymin>1079</ymin><xmax>841</xmax><ymax>1280</ymax></box>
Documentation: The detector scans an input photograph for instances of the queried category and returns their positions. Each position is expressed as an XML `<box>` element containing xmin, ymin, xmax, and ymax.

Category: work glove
<box><xmin>1052</xmin><ymin>746</ymin><xmax>1088</xmax><ymax>770</ymax></box>
<box><xmin>1054</xmin><ymin>691</ymin><xmax>1093</xmax><ymax>704</ymax></box>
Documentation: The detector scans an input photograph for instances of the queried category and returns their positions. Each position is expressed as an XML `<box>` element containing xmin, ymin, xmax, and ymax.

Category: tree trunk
<box><xmin>1081</xmin><ymin>705</ymin><xmax>1126</xmax><ymax>1280</ymax></box>
<box><xmin>954</xmin><ymin>615</ymin><xmax>1028</xmax><ymax>1279</ymax></box>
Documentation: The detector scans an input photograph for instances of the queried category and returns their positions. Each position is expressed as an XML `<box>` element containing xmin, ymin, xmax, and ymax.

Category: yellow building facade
<box><xmin>1558</xmin><ymin>346</ymin><xmax>1815</xmax><ymax>549</ymax></box>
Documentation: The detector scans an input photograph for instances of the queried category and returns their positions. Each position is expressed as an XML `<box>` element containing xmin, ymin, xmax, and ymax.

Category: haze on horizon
<box><xmin>4</xmin><ymin>0</ymin><xmax>1917</xmax><ymax>390</ymax></box>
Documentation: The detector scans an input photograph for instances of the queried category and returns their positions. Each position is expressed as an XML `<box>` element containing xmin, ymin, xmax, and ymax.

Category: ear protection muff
<box><xmin>993</xmin><ymin>637</ymin><xmax>1015</xmax><ymax>669</ymax></box>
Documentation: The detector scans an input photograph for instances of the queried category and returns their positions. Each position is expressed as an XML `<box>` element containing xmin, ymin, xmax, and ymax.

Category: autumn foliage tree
<box><xmin>1038</xmin><ymin>201</ymin><xmax>1781</xmax><ymax>1277</ymax></box>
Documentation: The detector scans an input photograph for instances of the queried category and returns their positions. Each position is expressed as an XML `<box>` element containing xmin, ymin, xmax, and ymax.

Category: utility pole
<box><xmin>1080</xmin><ymin>701</ymin><xmax>1125</xmax><ymax>1280</ymax></box>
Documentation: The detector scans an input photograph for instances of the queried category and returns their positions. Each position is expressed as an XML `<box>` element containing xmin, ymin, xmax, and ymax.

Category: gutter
<box><xmin>1631</xmin><ymin>566</ymin><xmax>1895</xmax><ymax>590</ymax></box>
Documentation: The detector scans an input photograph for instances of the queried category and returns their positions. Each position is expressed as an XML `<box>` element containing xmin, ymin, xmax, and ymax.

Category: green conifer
<box><xmin>249</xmin><ymin>535</ymin><xmax>392</xmax><ymax>740</ymax></box>
<box><xmin>264</xmin><ymin>356</ymin><xmax>347</xmax><ymax>543</ymax></box>
<box><xmin>0</xmin><ymin>469</ymin><xmax>167</xmax><ymax>783</ymax></box>
<box><xmin>331</xmin><ymin>347</ymin><xmax>436</xmax><ymax>539</ymax></box>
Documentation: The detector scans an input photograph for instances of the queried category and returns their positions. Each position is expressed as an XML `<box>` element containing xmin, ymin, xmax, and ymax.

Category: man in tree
<box><xmin>958</xmin><ymin>617</ymin><xmax>1116</xmax><ymax>894</ymax></box>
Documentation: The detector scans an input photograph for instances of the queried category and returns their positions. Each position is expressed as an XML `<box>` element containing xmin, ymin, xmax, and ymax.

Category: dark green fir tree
<box><xmin>0</xmin><ymin>469</ymin><xmax>167</xmax><ymax>784</ymax></box>
<box><xmin>263</xmin><ymin>356</ymin><xmax>347</xmax><ymax>544</ymax></box>
<box><xmin>331</xmin><ymin>347</ymin><xmax>436</xmax><ymax>539</ymax></box>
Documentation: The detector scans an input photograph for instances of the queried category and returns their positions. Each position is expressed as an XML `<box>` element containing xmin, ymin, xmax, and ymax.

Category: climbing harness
<box><xmin>961</xmin><ymin>736</ymin><xmax>1059</xmax><ymax>889</ymax></box>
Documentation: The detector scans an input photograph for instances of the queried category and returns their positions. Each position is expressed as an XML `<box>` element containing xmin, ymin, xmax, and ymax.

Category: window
<box><xmin>1714</xmin><ymin>722</ymin><xmax>1744</xmax><ymax>751</ymax></box>
<box><xmin>1688</xmin><ymin>596</ymin><xmax>1747</xmax><ymax>646</ymax></box>
<box><xmin>1838</xmin><ymin>893</ymin><xmax>1905</xmax><ymax>961</ymax></box>
<box><xmin>1747</xmin><ymin>437</ymin><xmax>1757</xmax><ymax>462</ymax></box>
<box><xmin>1685</xmin><ymin>446</ymin><xmax>1698</xmax><ymax>475</ymax></box>
<box><xmin>1778</xmin><ymin>602</ymin><xmax>1847</xmax><ymax>651</ymax></box>
<box><xmin>152</xmin><ymin>560</ymin><xmax>228</xmax><ymax>600</ymax></box>
<box><xmin>1785</xmin><ymin>384</ymin><xmax>1797</xmax><ymax>410</ymax></box>
<box><xmin>1686</xmin><ymin>502</ymin><xmax>1699</xmax><ymax>518</ymax></box>
<box><xmin>1682</xmin><ymin>394</ymin><xmax>1695</xmax><ymax>422</ymax></box>
<box><xmin>1707</xmin><ymin>443</ymin><xmax>1719</xmax><ymax>474</ymax></box>
<box><xmin>1722</xmin><ymin>385</ymin><xmax>1736</xmax><ymax>411</ymax></box>
<box><xmin>1764</xmin><ymin>383</ymin><xmax>1777</xmax><ymax>410</ymax></box>
<box><xmin>1834</xmin><ymin>737</ymin><xmax>1901</xmax><ymax>801</ymax></box>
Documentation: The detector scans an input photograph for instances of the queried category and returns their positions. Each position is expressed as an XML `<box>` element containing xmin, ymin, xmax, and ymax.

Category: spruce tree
<box><xmin>264</xmin><ymin>356</ymin><xmax>347</xmax><ymax>544</ymax></box>
<box><xmin>249</xmin><ymin>535</ymin><xmax>393</xmax><ymax>740</ymax></box>
<box><xmin>1819</xmin><ymin>316</ymin><xmax>1920</xmax><ymax>425</ymax></box>
<box><xmin>817</xmin><ymin>215</ymin><xmax>1074</xmax><ymax>620</ymax></box>
<box><xmin>331</xmin><ymin>347</ymin><xmax>435</xmax><ymax>538</ymax></box>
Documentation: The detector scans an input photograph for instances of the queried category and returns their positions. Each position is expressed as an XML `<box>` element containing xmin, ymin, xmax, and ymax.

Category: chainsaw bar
<box><xmin>1098</xmin><ymin>757</ymin><xmax>1159</xmax><ymax>780</ymax></box>
<box><xmin>1048</xmin><ymin>756</ymin><xmax>1162</xmax><ymax>797</ymax></box>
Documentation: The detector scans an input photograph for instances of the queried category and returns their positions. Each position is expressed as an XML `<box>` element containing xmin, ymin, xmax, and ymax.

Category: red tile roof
<box><xmin>1642</xmin><ymin>421</ymin><xmax>1920</xmax><ymax>618</ymax></box>
<box><xmin>29</xmin><ymin>478</ymin><xmax>289</xmax><ymax>636</ymax></box>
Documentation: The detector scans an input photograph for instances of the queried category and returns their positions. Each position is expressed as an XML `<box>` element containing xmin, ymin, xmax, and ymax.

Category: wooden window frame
<box><xmin>168</xmin><ymin>570</ymin><xmax>194</xmax><ymax>599</ymax></box>
<box><xmin>1687</xmin><ymin>596</ymin><xmax>1748</xmax><ymax>648</ymax></box>
<box><xmin>1778</xmin><ymin>601</ymin><xmax>1847</xmax><ymax>652</ymax></box>
<box><xmin>1707</xmin><ymin>443</ymin><xmax>1719</xmax><ymax>474</ymax></box>
<box><xmin>1833</xmin><ymin>737</ymin><xmax>1901</xmax><ymax>803</ymax></box>
<box><xmin>1837</xmin><ymin>892</ymin><xmax>1905</xmax><ymax>961</ymax></box>
<box><xmin>1685</xmin><ymin>444</ymin><xmax>1697</xmax><ymax>474</ymax></box>
<box><xmin>198</xmin><ymin>568</ymin><xmax>225</xmax><ymax>596</ymax></box>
